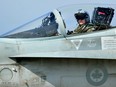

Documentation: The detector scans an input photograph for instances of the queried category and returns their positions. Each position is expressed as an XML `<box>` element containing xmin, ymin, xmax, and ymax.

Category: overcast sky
<box><xmin>0</xmin><ymin>0</ymin><xmax>115</xmax><ymax>35</ymax></box>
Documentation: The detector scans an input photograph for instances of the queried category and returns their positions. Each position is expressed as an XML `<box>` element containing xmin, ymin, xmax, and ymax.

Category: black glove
<box><xmin>67</xmin><ymin>30</ymin><xmax>73</xmax><ymax>35</ymax></box>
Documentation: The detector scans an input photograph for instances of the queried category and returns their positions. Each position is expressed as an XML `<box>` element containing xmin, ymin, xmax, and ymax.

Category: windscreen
<box><xmin>1</xmin><ymin>12</ymin><xmax>59</xmax><ymax>38</ymax></box>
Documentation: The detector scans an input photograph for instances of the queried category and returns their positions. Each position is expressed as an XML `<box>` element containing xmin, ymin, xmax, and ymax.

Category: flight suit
<box><xmin>74</xmin><ymin>24</ymin><xmax>96</xmax><ymax>33</ymax></box>
<box><xmin>74</xmin><ymin>24</ymin><xmax>110</xmax><ymax>34</ymax></box>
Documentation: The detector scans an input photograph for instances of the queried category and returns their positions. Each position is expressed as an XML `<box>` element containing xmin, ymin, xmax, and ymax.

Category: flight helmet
<box><xmin>74</xmin><ymin>9</ymin><xmax>90</xmax><ymax>24</ymax></box>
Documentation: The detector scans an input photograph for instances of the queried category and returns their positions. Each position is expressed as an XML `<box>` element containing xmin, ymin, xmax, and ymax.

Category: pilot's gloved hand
<box><xmin>67</xmin><ymin>30</ymin><xmax>73</xmax><ymax>35</ymax></box>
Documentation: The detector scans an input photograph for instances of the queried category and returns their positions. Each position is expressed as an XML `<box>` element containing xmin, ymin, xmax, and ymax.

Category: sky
<box><xmin>0</xmin><ymin>0</ymin><xmax>115</xmax><ymax>35</ymax></box>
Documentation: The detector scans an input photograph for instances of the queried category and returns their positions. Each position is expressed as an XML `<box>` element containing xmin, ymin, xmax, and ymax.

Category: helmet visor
<box><xmin>75</xmin><ymin>13</ymin><xmax>87</xmax><ymax>20</ymax></box>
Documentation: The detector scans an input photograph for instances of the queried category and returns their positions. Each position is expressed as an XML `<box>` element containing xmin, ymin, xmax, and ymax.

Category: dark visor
<box><xmin>75</xmin><ymin>13</ymin><xmax>87</xmax><ymax>20</ymax></box>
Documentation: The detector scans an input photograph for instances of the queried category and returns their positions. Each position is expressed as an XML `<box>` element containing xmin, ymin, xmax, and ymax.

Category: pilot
<box><xmin>74</xmin><ymin>9</ymin><xmax>95</xmax><ymax>33</ymax></box>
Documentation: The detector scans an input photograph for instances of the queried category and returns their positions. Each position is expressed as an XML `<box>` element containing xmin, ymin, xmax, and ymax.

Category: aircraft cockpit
<box><xmin>1</xmin><ymin>4</ymin><xmax>116</xmax><ymax>38</ymax></box>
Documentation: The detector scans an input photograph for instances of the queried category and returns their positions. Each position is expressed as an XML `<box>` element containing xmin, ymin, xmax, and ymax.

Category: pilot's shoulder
<box><xmin>87</xmin><ymin>23</ymin><xmax>94</xmax><ymax>26</ymax></box>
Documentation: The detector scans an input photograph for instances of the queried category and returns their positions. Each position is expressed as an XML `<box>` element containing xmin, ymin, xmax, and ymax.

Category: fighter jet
<box><xmin>0</xmin><ymin>4</ymin><xmax>116</xmax><ymax>87</ymax></box>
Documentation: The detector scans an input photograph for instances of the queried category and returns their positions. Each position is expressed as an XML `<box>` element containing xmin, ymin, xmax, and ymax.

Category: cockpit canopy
<box><xmin>1</xmin><ymin>4</ymin><xmax>116</xmax><ymax>38</ymax></box>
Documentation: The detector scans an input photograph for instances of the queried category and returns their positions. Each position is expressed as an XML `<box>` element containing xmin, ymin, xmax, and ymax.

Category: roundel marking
<box><xmin>86</xmin><ymin>65</ymin><xmax>108</xmax><ymax>86</ymax></box>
